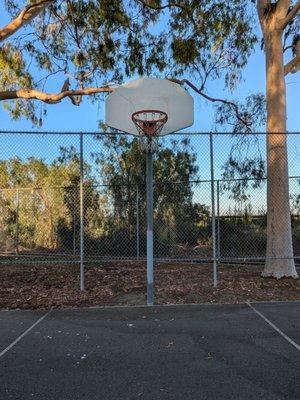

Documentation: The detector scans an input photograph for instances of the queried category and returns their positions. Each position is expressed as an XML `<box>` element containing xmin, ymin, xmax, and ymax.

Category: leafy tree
<box><xmin>0</xmin><ymin>146</ymin><xmax>101</xmax><ymax>252</ymax></box>
<box><xmin>0</xmin><ymin>0</ymin><xmax>165</xmax><ymax>123</ymax></box>
<box><xmin>0</xmin><ymin>189</ymin><xmax>17</xmax><ymax>252</ymax></box>
<box><xmin>139</xmin><ymin>0</ymin><xmax>299</xmax><ymax>278</ymax></box>
<box><xmin>0</xmin><ymin>156</ymin><xmax>67</xmax><ymax>250</ymax></box>
<box><xmin>93</xmin><ymin>135</ymin><xmax>209</xmax><ymax>253</ymax></box>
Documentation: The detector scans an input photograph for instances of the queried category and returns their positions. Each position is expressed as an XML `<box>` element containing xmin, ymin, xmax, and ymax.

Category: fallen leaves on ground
<box><xmin>0</xmin><ymin>262</ymin><xmax>299</xmax><ymax>309</ymax></box>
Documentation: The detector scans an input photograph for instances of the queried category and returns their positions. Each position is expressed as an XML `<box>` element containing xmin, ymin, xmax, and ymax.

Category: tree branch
<box><xmin>284</xmin><ymin>44</ymin><xmax>294</xmax><ymax>52</ymax></box>
<box><xmin>257</xmin><ymin>0</ymin><xmax>271</xmax><ymax>29</ymax></box>
<box><xmin>282</xmin><ymin>0</ymin><xmax>300</xmax><ymax>28</ymax></box>
<box><xmin>168</xmin><ymin>78</ymin><xmax>252</xmax><ymax>131</ymax></box>
<box><xmin>0</xmin><ymin>0</ymin><xmax>54</xmax><ymax>42</ymax></box>
<box><xmin>276</xmin><ymin>0</ymin><xmax>291</xmax><ymax>18</ymax></box>
<box><xmin>0</xmin><ymin>86</ymin><xmax>113</xmax><ymax>104</ymax></box>
<box><xmin>285</xmin><ymin>37</ymin><xmax>300</xmax><ymax>74</ymax></box>
<box><xmin>284</xmin><ymin>53</ymin><xmax>300</xmax><ymax>74</ymax></box>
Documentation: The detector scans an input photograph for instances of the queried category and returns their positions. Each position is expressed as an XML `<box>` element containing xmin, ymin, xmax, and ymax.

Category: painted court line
<box><xmin>247</xmin><ymin>302</ymin><xmax>300</xmax><ymax>351</ymax></box>
<box><xmin>0</xmin><ymin>310</ymin><xmax>52</xmax><ymax>359</ymax></box>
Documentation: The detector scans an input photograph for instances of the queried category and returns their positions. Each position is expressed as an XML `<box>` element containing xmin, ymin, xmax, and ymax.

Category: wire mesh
<box><xmin>0</xmin><ymin>131</ymin><xmax>299</xmax><ymax>268</ymax></box>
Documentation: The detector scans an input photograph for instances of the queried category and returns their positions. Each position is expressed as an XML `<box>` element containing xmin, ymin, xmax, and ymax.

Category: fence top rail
<box><xmin>0</xmin><ymin>130</ymin><xmax>300</xmax><ymax>136</ymax></box>
<box><xmin>191</xmin><ymin>175</ymin><xmax>300</xmax><ymax>184</ymax></box>
<box><xmin>0</xmin><ymin>175</ymin><xmax>300</xmax><ymax>191</ymax></box>
<box><xmin>220</xmin><ymin>214</ymin><xmax>300</xmax><ymax>218</ymax></box>
<box><xmin>0</xmin><ymin>185</ymin><xmax>77</xmax><ymax>191</ymax></box>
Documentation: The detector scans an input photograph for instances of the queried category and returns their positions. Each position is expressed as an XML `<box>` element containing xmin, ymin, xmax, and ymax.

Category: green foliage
<box><xmin>217</xmin><ymin>93</ymin><xmax>267</xmax><ymax>201</ymax></box>
<box><xmin>215</xmin><ymin>94</ymin><xmax>267</xmax><ymax>133</ymax></box>
<box><xmin>221</xmin><ymin>156</ymin><xmax>265</xmax><ymax>201</ymax></box>
<box><xmin>171</xmin><ymin>38</ymin><xmax>198</xmax><ymax>65</ymax></box>
<box><xmin>0</xmin><ymin>42</ymin><xmax>38</xmax><ymax>123</ymax></box>
<box><xmin>164</xmin><ymin>0</ymin><xmax>258</xmax><ymax>88</ymax></box>
<box><xmin>1</xmin><ymin>0</ymin><xmax>298</xmax><ymax>130</ymax></box>
<box><xmin>0</xmin><ymin>146</ymin><xmax>98</xmax><ymax>251</ymax></box>
<box><xmin>1</xmin><ymin>0</ymin><xmax>165</xmax><ymax>123</ymax></box>
<box><xmin>92</xmin><ymin>134</ymin><xmax>210</xmax><ymax>249</ymax></box>
<box><xmin>0</xmin><ymin>138</ymin><xmax>212</xmax><ymax>255</ymax></box>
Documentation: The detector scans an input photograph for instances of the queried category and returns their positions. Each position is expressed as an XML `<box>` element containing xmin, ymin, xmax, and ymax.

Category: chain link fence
<box><xmin>0</xmin><ymin>131</ymin><xmax>300</xmax><ymax>271</ymax></box>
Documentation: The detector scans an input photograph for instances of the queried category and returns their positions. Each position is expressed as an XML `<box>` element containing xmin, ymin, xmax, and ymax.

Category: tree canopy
<box><xmin>1</xmin><ymin>1</ymin><xmax>299</xmax><ymax>129</ymax></box>
<box><xmin>0</xmin><ymin>0</ymin><xmax>165</xmax><ymax>123</ymax></box>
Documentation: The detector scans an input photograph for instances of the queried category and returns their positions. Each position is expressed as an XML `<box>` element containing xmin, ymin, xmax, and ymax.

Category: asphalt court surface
<box><xmin>0</xmin><ymin>302</ymin><xmax>299</xmax><ymax>400</ymax></box>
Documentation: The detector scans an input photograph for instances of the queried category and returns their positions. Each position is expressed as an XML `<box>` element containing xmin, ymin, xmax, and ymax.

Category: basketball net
<box><xmin>132</xmin><ymin>110</ymin><xmax>168</xmax><ymax>153</ymax></box>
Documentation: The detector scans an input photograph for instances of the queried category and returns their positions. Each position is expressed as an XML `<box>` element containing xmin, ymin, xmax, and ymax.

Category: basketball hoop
<box><xmin>132</xmin><ymin>110</ymin><xmax>168</xmax><ymax>153</ymax></box>
<box><xmin>105</xmin><ymin>77</ymin><xmax>193</xmax><ymax>137</ymax></box>
<box><xmin>105</xmin><ymin>78</ymin><xmax>194</xmax><ymax>306</ymax></box>
<box><xmin>132</xmin><ymin>110</ymin><xmax>168</xmax><ymax>137</ymax></box>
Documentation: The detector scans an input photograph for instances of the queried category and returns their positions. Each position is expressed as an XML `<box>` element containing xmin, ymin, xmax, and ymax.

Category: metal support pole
<box><xmin>80</xmin><ymin>133</ymin><xmax>85</xmax><ymax>291</ymax></box>
<box><xmin>146</xmin><ymin>138</ymin><xmax>154</xmax><ymax>305</ymax></box>
<box><xmin>136</xmin><ymin>186</ymin><xmax>140</xmax><ymax>261</ymax></box>
<box><xmin>15</xmin><ymin>188</ymin><xmax>19</xmax><ymax>255</ymax></box>
<box><xmin>210</xmin><ymin>133</ymin><xmax>217</xmax><ymax>287</ymax></box>
<box><xmin>217</xmin><ymin>180</ymin><xmax>220</xmax><ymax>266</ymax></box>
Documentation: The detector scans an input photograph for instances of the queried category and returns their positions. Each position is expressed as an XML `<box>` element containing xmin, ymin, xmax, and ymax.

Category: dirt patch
<box><xmin>0</xmin><ymin>262</ymin><xmax>299</xmax><ymax>309</ymax></box>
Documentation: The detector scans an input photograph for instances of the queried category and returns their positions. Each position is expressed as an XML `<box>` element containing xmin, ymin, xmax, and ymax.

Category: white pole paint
<box><xmin>80</xmin><ymin>133</ymin><xmax>84</xmax><ymax>291</ymax></box>
<box><xmin>146</xmin><ymin>138</ymin><xmax>154</xmax><ymax>306</ymax></box>
<box><xmin>209</xmin><ymin>133</ymin><xmax>217</xmax><ymax>287</ymax></box>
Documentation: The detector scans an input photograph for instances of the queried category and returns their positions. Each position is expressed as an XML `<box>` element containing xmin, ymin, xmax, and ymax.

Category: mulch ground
<box><xmin>0</xmin><ymin>262</ymin><xmax>299</xmax><ymax>309</ymax></box>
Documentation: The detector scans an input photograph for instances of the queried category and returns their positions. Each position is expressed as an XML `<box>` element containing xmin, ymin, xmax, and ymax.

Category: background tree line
<box><xmin>0</xmin><ymin>136</ymin><xmax>211</xmax><ymax>257</ymax></box>
<box><xmin>0</xmin><ymin>146</ymin><xmax>96</xmax><ymax>252</ymax></box>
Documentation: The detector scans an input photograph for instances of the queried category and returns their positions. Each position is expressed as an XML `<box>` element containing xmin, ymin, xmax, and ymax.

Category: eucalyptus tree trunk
<box><xmin>258</xmin><ymin>1</ymin><xmax>298</xmax><ymax>278</ymax></box>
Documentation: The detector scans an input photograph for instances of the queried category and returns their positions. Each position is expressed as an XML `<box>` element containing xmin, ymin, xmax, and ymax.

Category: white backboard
<box><xmin>105</xmin><ymin>77</ymin><xmax>194</xmax><ymax>136</ymax></box>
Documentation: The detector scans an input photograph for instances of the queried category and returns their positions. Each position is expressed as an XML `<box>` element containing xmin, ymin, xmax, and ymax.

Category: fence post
<box><xmin>217</xmin><ymin>180</ymin><xmax>220</xmax><ymax>266</ymax></box>
<box><xmin>210</xmin><ymin>133</ymin><xmax>217</xmax><ymax>287</ymax></box>
<box><xmin>15</xmin><ymin>188</ymin><xmax>19</xmax><ymax>255</ymax></box>
<box><xmin>136</xmin><ymin>186</ymin><xmax>140</xmax><ymax>261</ymax></box>
<box><xmin>80</xmin><ymin>133</ymin><xmax>85</xmax><ymax>291</ymax></box>
<box><xmin>73</xmin><ymin>208</ymin><xmax>76</xmax><ymax>256</ymax></box>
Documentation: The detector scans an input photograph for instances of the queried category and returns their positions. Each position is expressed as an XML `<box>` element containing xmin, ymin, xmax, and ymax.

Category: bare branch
<box><xmin>284</xmin><ymin>54</ymin><xmax>300</xmax><ymax>74</ymax></box>
<box><xmin>282</xmin><ymin>0</ymin><xmax>300</xmax><ymax>28</ymax></box>
<box><xmin>284</xmin><ymin>44</ymin><xmax>294</xmax><ymax>52</ymax></box>
<box><xmin>0</xmin><ymin>0</ymin><xmax>54</xmax><ymax>42</ymax></box>
<box><xmin>34</xmin><ymin>68</ymin><xmax>65</xmax><ymax>86</ymax></box>
<box><xmin>0</xmin><ymin>86</ymin><xmax>113</xmax><ymax>104</ymax></box>
<box><xmin>168</xmin><ymin>78</ymin><xmax>252</xmax><ymax>130</ymax></box>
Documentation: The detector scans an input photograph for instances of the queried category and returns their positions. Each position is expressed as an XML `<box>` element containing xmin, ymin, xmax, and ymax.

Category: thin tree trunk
<box><xmin>263</xmin><ymin>30</ymin><xmax>298</xmax><ymax>278</ymax></box>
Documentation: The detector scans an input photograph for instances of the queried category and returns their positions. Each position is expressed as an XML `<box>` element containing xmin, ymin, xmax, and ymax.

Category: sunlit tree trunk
<box><xmin>259</xmin><ymin>5</ymin><xmax>298</xmax><ymax>278</ymax></box>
